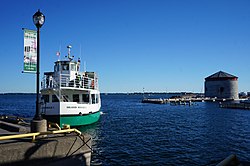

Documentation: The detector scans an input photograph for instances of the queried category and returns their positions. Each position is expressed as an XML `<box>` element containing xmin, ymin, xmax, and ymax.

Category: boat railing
<box><xmin>42</xmin><ymin>73</ymin><xmax>98</xmax><ymax>90</ymax></box>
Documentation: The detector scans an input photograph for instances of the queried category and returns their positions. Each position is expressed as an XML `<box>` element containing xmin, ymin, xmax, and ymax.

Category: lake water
<box><xmin>0</xmin><ymin>94</ymin><xmax>250</xmax><ymax>165</ymax></box>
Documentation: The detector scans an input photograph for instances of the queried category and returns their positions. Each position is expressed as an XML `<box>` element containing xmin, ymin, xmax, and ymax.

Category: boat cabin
<box><xmin>41</xmin><ymin>47</ymin><xmax>99</xmax><ymax>105</ymax></box>
<box><xmin>42</xmin><ymin>59</ymin><xmax>98</xmax><ymax>90</ymax></box>
<box><xmin>40</xmin><ymin>45</ymin><xmax>101</xmax><ymax>127</ymax></box>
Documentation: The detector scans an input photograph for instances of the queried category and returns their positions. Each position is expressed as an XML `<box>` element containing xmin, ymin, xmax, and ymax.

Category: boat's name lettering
<box><xmin>67</xmin><ymin>106</ymin><xmax>77</xmax><ymax>108</ymax></box>
<box><xmin>66</xmin><ymin>106</ymin><xmax>86</xmax><ymax>109</ymax></box>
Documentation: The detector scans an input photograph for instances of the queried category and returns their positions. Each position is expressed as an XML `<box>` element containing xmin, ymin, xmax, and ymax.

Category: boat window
<box><xmin>91</xmin><ymin>94</ymin><xmax>99</xmax><ymax>104</ymax></box>
<box><xmin>91</xmin><ymin>94</ymin><xmax>96</xmax><ymax>104</ymax></box>
<box><xmin>62</xmin><ymin>64</ymin><xmax>69</xmax><ymax>71</ymax></box>
<box><xmin>71</xmin><ymin>64</ymin><xmax>76</xmax><ymax>71</ymax></box>
<box><xmin>73</xmin><ymin>94</ymin><xmax>80</xmax><ymax>102</ymax></box>
<box><xmin>82</xmin><ymin>94</ymin><xmax>89</xmax><ymax>103</ymax></box>
<box><xmin>42</xmin><ymin>95</ymin><xmax>49</xmax><ymax>103</ymax></box>
<box><xmin>96</xmin><ymin>94</ymin><xmax>99</xmax><ymax>103</ymax></box>
<box><xmin>77</xmin><ymin>64</ymin><xmax>80</xmax><ymax>71</ymax></box>
<box><xmin>52</xmin><ymin>95</ymin><xmax>59</xmax><ymax>102</ymax></box>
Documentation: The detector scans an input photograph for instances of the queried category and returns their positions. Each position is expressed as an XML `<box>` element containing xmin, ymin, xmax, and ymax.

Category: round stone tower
<box><xmin>204</xmin><ymin>71</ymin><xmax>238</xmax><ymax>99</ymax></box>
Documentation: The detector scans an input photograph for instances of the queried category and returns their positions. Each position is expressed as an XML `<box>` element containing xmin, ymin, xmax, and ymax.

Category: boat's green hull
<box><xmin>43</xmin><ymin>111</ymin><xmax>101</xmax><ymax>127</ymax></box>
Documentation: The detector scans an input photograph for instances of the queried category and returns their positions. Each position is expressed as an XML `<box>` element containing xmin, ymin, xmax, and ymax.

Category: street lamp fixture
<box><xmin>33</xmin><ymin>10</ymin><xmax>45</xmax><ymax>28</ymax></box>
<box><xmin>33</xmin><ymin>9</ymin><xmax>45</xmax><ymax>120</ymax></box>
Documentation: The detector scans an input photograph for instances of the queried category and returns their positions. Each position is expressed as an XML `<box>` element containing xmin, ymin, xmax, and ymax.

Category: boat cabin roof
<box><xmin>55</xmin><ymin>60</ymin><xmax>78</xmax><ymax>64</ymax></box>
<box><xmin>53</xmin><ymin>59</ymin><xmax>80</xmax><ymax>73</ymax></box>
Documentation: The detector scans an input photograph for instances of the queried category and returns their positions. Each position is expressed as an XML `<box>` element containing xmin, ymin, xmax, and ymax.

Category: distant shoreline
<box><xmin>0</xmin><ymin>92</ymin><xmax>204</xmax><ymax>96</ymax></box>
<box><xmin>0</xmin><ymin>93</ymin><xmax>36</xmax><ymax>95</ymax></box>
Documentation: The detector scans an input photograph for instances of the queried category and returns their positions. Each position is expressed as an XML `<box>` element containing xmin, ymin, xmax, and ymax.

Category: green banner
<box><xmin>23</xmin><ymin>29</ymin><xmax>37</xmax><ymax>73</ymax></box>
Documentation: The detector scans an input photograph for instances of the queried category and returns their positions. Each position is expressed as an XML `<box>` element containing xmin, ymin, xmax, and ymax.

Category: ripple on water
<box><xmin>1</xmin><ymin>94</ymin><xmax>250</xmax><ymax>165</ymax></box>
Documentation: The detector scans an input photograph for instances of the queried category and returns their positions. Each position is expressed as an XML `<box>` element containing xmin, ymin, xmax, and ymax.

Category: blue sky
<box><xmin>0</xmin><ymin>0</ymin><xmax>250</xmax><ymax>93</ymax></box>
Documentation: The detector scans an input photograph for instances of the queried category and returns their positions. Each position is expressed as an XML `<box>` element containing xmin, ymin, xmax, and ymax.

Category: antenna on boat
<box><xmin>79</xmin><ymin>44</ymin><xmax>87</xmax><ymax>72</ymax></box>
<box><xmin>79</xmin><ymin>44</ymin><xmax>82</xmax><ymax>60</ymax></box>
<box><xmin>79</xmin><ymin>44</ymin><xmax>82</xmax><ymax>71</ymax></box>
<box><xmin>67</xmin><ymin>45</ymin><xmax>74</xmax><ymax>61</ymax></box>
<box><xmin>84</xmin><ymin>61</ymin><xmax>86</xmax><ymax>72</ymax></box>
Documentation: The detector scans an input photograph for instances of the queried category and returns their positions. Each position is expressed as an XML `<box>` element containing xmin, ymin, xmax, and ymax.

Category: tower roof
<box><xmin>205</xmin><ymin>71</ymin><xmax>238</xmax><ymax>81</ymax></box>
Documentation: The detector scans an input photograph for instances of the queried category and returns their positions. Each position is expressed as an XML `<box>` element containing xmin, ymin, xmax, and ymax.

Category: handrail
<box><xmin>42</xmin><ymin>73</ymin><xmax>98</xmax><ymax>90</ymax></box>
<box><xmin>0</xmin><ymin>128</ymin><xmax>82</xmax><ymax>142</ymax></box>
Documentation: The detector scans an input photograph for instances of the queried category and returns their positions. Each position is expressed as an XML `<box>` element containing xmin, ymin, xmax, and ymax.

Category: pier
<box><xmin>0</xmin><ymin>118</ymin><xmax>92</xmax><ymax>166</ymax></box>
<box><xmin>142</xmin><ymin>98</ymin><xmax>165</xmax><ymax>104</ymax></box>
<box><xmin>141</xmin><ymin>97</ymin><xmax>219</xmax><ymax>105</ymax></box>
<box><xmin>220</xmin><ymin>102</ymin><xmax>250</xmax><ymax>110</ymax></box>
<box><xmin>142</xmin><ymin>97</ymin><xmax>250</xmax><ymax>111</ymax></box>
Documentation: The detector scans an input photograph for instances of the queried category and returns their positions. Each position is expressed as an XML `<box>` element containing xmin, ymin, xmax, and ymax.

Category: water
<box><xmin>1</xmin><ymin>94</ymin><xmax>250</xmax><ymax>165</ymax></box>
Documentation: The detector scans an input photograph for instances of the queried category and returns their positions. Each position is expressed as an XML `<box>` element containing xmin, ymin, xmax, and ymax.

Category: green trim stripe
<box><xmin>60</xmin><ymin>111</ymin><xmax>100</xmax><ymax>127</ymax></box>
<box><xmin>43</xmin><ymin>111</ymin><xmax>101</xmax><ymax>127</ymax></box>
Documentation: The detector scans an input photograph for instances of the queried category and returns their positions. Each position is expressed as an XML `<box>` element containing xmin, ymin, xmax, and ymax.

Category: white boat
<box><xmin>40</xmin><ymin>45</ymin><xmax>101</xmax><ymax>127</ymax></box>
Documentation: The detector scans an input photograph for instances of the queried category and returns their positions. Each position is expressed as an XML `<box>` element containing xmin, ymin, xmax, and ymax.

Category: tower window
<box><xmin>220</xmin><ymin>87</ymin><xmax>224</xmax><ymax>94</ymax></box>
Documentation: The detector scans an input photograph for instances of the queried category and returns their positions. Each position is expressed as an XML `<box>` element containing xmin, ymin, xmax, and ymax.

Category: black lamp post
<box><xmin>33</xmin><ymin>10</ymin><xmax>45</xmax><ymax>120</ymax></box>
